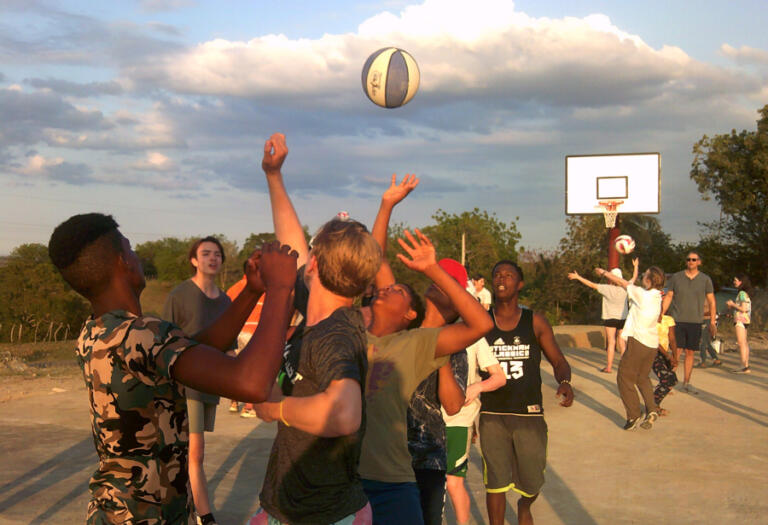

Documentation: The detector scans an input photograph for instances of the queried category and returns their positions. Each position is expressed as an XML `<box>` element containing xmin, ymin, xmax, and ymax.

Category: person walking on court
<box><xmin>568</xmin><ymin>267</ymin><xmax>628</xmax><ymax>372</ymax></box>
<box><xmin>727</xmin><ymin>274</ymin><xmax>753</xmax><ymax>374</ymax></box>
<box><xmin>662</xmin><ymin>251</ymin><xmax>716</xmax><ymax>394</ymax></box>
<box><xmin>599</xmin><ymin>259</ymin><xmax>665</xmax><ymax>430</ymax></box>
<box><xmin>481</xmin><ymin>260</ymin><xmax>574</xmax><ymax>525</ymax></box>
<box><xmin>163</xmin><ymin>236</ymin><xmax>231</xmax><ymax>525</ymax></box>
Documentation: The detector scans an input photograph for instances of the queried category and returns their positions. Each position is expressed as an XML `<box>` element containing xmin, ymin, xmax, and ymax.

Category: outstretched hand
<box><xmin>253</xmin><ymin>241</ymin><xmax>298</xmax><ymax>292</ymax></box>
<box><xmin>382</xmin><ymin>173</ymin><xmax>419</xmax><ymax>206</ymax></box>
<box><xmin>632</xmin><ymin>257</ymin><xmax>639</xmax><ymax>269</ymax></box>
<box><xmin>396</xmin><ymin>229</ymin><xmax>437</xmax><ymax>273</ymax></box>
<box><xmin>567</xmin><ymin>271</ymin><xmax>580</xmax><ymax>280</ymax></box>
<box><xmin>262</xmin><ymin>133</ymin><xmax>288</xmax><ymax>176</ymax></box>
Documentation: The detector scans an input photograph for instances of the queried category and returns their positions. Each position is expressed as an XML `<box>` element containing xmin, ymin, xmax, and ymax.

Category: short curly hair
<box><xmin>48</xmin><ymin>213</ymin><xmax>123</xmax><ymax>297</ymax></box>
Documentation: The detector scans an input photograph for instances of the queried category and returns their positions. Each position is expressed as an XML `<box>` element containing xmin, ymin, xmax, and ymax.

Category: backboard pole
<box><xmin>608</xmin><ymin>221</ymin><xmax>620</xmax><ymax>270</ymax></box>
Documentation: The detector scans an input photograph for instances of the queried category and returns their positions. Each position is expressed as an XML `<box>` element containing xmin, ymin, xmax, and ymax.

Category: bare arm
<box><xmin>172</xmin><ymin>242</ymin><xmax>297</xmax><ymax>403</ymax></box>
<box><xmin>706</xmin><ymin>292</ymin><xmax>717</xmax><ymax>337</ymax></box>
<box><xmin>262</xmin><ymin>133</ymin><xmax>309</xmax><ymax>267</ymax></box>
<box><xmin>463</xmin><ymin>363</ymin><xmax>506</xmax><ymax>406</ymax></box>
<box><xmin>371</xmin><ymin>174</ymin><xmax>419</xmax><ymax>289</ymax></box>
<box><xmin>438</xmin><ymin>362</ymin><xmax>465</xmax><ymax>416</ymax></box>
<box><xmin>254</xmin><ymin>378</ymin><xmax>362</xmax><ymax>437</ymax></box>
<box><xmin>567</xmin><ymin>271</ymin><xmax>599</xmax><ymax>290</ymax></box>
<box><xmin>661</xmin><ymin>290</ymin><xmax>674</xmax><ymax>316</ymax></box>
<box><xmin>396</xmin><ymin>230</ymin><xmax>493</xmax><ymax>357</ymax></box>
<box><xmin>534</xmin><ymin>312</ymin><xmax>574</xmax><ymax>407</ymax></box>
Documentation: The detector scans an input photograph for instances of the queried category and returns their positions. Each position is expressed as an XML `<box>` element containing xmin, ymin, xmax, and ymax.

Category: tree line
<box><xmin>1</xmin><ymin>104</ymin><xmax>766</xmax><ymax>341</ymax></box>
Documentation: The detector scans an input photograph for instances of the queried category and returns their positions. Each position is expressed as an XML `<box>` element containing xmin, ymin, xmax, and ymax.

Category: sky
<box><xmin>1</xmin><ymin>0</ymin><xmax>767</xmax><ymax>256</ymax></box>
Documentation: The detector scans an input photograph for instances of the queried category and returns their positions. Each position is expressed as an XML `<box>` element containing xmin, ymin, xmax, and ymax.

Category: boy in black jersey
<box><xmin>480</xmin><ymin>260</ymin><xmax>574</xmax><ymax>525</ymax></box>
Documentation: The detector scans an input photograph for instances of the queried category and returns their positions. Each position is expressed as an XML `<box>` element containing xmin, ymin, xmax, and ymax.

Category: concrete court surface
<box><xmin>0</xmin><ymin>326</ymin><xmax>766</xmax><ymax>524</ymax></box>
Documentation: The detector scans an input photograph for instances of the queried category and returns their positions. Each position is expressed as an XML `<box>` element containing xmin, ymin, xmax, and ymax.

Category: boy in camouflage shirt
<box><xmin>49</xmin><ymin>213</ymin><xmax>297</xmax><ymax>524</ymax></box>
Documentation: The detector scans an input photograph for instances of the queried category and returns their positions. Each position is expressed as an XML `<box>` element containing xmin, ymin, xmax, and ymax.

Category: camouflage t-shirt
<box><xmin>76</xmin><ymin>310</ymin><xmax>196</xmax><ymax>524</ymax></box>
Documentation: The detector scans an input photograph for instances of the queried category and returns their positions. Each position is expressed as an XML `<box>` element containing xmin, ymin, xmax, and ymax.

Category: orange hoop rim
<box><xmin>596</xmin><ymin>200</ymin><xmax>623</xmax><ymax>228</ymax></box>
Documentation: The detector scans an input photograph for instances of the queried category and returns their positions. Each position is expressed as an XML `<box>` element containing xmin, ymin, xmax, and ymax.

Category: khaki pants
<box><xmin>617</xmin><ymin>337</ymin><xmax>658</xmax><ymax>420</ymax></box>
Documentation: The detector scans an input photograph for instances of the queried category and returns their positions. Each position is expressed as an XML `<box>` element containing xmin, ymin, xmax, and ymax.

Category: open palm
<box><xmin>382</xmin><ymin>173</ymin><xmax>419</xmax><ymax>205</ymax></box>
<box><xmin>396</xmin><ymin>229</ymin><xmax>436</xmax><ymax>272</ymax></box>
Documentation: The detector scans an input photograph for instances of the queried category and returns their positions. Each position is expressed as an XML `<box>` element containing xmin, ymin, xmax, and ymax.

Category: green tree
<box><xmin>421</xmin><ymin>208</ymin><xmax>521</xmax><ymax>282</ymax></box>
<box><xmin>690</xmin><ymin>104</ymin><xmax>768</xmax><ymax>285</ymax></box>
<box><xmin>0</xmin><ymin>243</ymin><xmax>89</xmax><ymax>341</ymax></box>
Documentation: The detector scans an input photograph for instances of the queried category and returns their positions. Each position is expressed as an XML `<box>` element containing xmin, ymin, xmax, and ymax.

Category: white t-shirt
<box><xmin>621</xmin><ymin>284</ymin><xmax>662</xmax><ymax>349</ymax></box>
<box><xmin>596</xmin><ymin>284</ymin><xmax>628</xmax><ymax>320</ymax></box>
<box><xmin>475</xmin><ymin>287</ymin><xmax>492</xmax><ymax>309</ymax></box>
<box><xmin>442</xmin><ymin>337</ymin><xmax>499</xmax><ymax>427</ymax></box>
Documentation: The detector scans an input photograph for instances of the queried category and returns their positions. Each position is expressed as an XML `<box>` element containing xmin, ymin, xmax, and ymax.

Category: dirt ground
<box><xmin>1</xmin><ymin>328</ymin><xmax>766</xmax><ymax>524</ymax></box>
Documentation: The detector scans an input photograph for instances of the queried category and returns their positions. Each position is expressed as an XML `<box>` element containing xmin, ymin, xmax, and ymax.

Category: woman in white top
<box><xmin>568</xmin><ymin>268</ymin><xmax>628</xmax><ymax>373</ymax></box>
<box><xmin>726</xmin><ymin>274</ymin><xmax>753</xmax><ymax>374</ymax></box>
<box><xmin>598</xmin><ymin>259</ymin><xmax>666</xmax><ymax>431</ymax></box>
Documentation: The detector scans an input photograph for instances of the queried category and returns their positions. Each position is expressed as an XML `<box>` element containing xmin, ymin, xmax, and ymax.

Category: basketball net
<box><xmin>597</xmin><ymin>200</ymin><xmax>623</xmax><ymax>229</ymax></box>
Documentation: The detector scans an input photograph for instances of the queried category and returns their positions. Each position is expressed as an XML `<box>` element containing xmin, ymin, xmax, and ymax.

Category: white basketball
<box><xmin>361</xmin><ymin>47</ymin><xmax>420</xmax><ymax>108</ymax></box>
<box><xmin>615</xmin><ymin>234</ymin><xmax>636</xmax><ymax>254</ymax></box>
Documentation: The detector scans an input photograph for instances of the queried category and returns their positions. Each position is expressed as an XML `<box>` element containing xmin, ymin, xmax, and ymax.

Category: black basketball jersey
<box><xmin>480</xmin><ymin>308</ymin><xmax>544</xmax><ymax>415</ymax></box>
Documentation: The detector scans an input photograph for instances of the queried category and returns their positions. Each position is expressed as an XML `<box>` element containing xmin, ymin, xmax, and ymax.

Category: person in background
<box><xmin>727</xmin><ymin>274</ymin><xmax>753</xmax><ymax>374</ymax></box>
<box><xmin>163</xmin><ymin>236</ymin><xmax>231</xmax><ymax>525</ymax></box>
<box><xmin>697</xmin><ymin>299</ymin><xmax>722</xmax><ymax>368</ymax></box>
<box><xmin>653</xmin><ymin>309</ymin><xmax>678</xmax><ymax>416</ymax></box>
<box><xmin>472</xmin><ymin>274</ymin><xmax>492</xmax><ymax>310</ymax></box>
<box><xmin>567</xmin><ymin>268</ymin><xmax>628</xmax><ymax>373</ymax></box>
<box><xmin>662</xmin><ymin>251</ymin><xmax>716</xmax><ymax>395</ymax></box>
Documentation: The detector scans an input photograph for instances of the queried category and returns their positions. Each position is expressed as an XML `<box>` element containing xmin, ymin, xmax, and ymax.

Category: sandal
<box><xmin>599</xmin><ymin>367</ymin><xmax>612</xmax><ymax>373</ymax></box>
<box><xmin>712</xmin><ymin>360</ymin><xmax>722</xmax><ymax>366</ymax></box>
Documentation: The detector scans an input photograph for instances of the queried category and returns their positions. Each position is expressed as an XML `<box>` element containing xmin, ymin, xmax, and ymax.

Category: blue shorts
<box><xmin>361</xmin><ymin>479</ymin><xmax>424</xmax><ymax>525</ymax></box>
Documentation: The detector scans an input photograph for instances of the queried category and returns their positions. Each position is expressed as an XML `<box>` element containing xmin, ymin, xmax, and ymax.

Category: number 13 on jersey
<box><xmin>500</xmin><ymin>360</ymin><xmax>524</xmax><ymax>380</ymax></box>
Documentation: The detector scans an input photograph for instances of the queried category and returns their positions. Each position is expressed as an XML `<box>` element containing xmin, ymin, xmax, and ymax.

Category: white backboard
<box><xmin>565</xmin><ymin>153</ymin><xmax>660</xmax><ymax>214</ymax></box>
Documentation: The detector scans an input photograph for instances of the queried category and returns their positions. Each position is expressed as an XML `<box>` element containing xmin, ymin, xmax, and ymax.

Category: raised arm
<box><xmin>371</xmin><ymin>173</ymin><xmax>419</xmax><ymax>289</ymax></box>
<box><xmin>567</xmin><ymin>271</ymin><xmax>599</xmax><ymax>290</ymax></box>
<box><xmin>397</xmin><ymin>230</ymin><xmax>493</xmax><ymax>357</ymax></box>
<box><xmin>262</xmin><ymin>133</ymin><xmax>308</xmax><ymax>267</ymax></box>
<box><xmin>535</xmin><ymin>312</ymin><xmax>574</xmax><ymax>407</ymax></box>
<box><xmin>597</xmin><ymin>259</ymin><xmax>638</xmax><ymax>289</ymax></box>
<box><xmin>171</xmin><ymin>242</ymin><xmax>297</xmax><ymax>403</ymax></box>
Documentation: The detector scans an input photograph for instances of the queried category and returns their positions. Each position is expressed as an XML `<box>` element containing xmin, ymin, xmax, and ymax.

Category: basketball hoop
<box><xmin>597</xmin><ymin>200</ymin><xmax>623</xmax><ymax>228</ymax></box>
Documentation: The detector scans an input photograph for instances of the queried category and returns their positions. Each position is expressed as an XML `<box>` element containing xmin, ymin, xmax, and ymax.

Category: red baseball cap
<box><xmin>438</xmin><ymin>258</ymin><xmax>468</xmax><ymax>289</ymax></box>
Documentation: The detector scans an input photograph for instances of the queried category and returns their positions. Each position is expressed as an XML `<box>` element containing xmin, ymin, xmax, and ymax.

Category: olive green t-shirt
<box><xmin>359</xmin><ymin>327</ymin><xmax>446</xmax><ymax>483</ymax></box>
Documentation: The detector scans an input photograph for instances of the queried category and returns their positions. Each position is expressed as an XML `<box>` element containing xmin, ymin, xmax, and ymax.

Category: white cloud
<box><xmin>14</xmin><ymin>154</ymin><xmax>64</xmax><ymax>175</ymax></box>
<box><xmin>131</xmin><ymin>151</ymin><xmax>177</xmax><ymax>171</ymax></box>
<box><xmin>126</xmin><ymin>0</ymin><xmax>757</xmax><ymax>113</ymax></box>
<box><xmin>721</xmin><ymin>44</ymin><xmax>768</xmax><ymax>65</ymax></box>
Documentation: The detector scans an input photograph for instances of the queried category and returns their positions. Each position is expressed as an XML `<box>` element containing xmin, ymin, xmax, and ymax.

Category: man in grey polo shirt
<box><xmin>661</xmin><ymin>251</ymin><xmax>716</xmax><ymax>394</ymax></box>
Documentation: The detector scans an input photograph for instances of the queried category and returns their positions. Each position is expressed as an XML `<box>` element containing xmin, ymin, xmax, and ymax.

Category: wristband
<box><xmin>559</xmin><ymin>379</ymin><xmax>571</xmax><ymax>386</ymax></box>
<box><xmin>279</xmin><ymin>400</ymin><xmax>290</xmax><ymax>427</ymax></box>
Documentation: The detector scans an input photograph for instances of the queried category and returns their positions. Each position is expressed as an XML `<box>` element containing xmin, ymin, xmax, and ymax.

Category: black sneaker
<box><xmin>623</xmin><ymin>417</ymin><xmax>641</xmax><ymax>430</ymax></box>
<box><xmin>640</xmin><ymin>411</ymin><xmax>658</xmax><ymax>430</ymax></box>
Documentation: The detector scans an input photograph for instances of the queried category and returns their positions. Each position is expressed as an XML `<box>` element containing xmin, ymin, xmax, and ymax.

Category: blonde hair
<box><xmin>311</xmin><ymin>219</ymin><xmax>382</xmax><ymax>297</ymax></box>
<box><xmin>646</xmin><ymin>266</ymin><xmax>666</xmax><ymax>290</ymax></box>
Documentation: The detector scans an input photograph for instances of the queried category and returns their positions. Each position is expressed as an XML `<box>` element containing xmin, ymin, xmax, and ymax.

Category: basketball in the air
<box><xmin>615</xmin><ymin>235</ymin><xmax>636</xmax><ymax>254</ymax></box>
<box><xmin>361</xmin><ymin>47</ymin><xmax>420</xmax><ymax>108</ymax></box>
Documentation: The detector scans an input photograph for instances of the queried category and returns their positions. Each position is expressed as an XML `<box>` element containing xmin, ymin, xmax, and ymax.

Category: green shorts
<box><xmin>445</xmin><ymin>426</ymin><xmax>471</xmax><ymax>477</ymax></box>
<box><xmin>187</xmin><ymin>398</ymin><xmax>217</xmax><ymax>434</ymax></box>
<box><xmin>479</xmin><ymin>413</ymin><xmax>547</xmax><ymax>497</ymax></box>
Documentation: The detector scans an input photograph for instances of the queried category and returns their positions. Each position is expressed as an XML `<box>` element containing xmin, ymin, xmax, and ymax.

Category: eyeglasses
<box><xmin>686</xmin><ymin>258</ymin><xmax>699</xmax><ymax>262</ymax></box>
